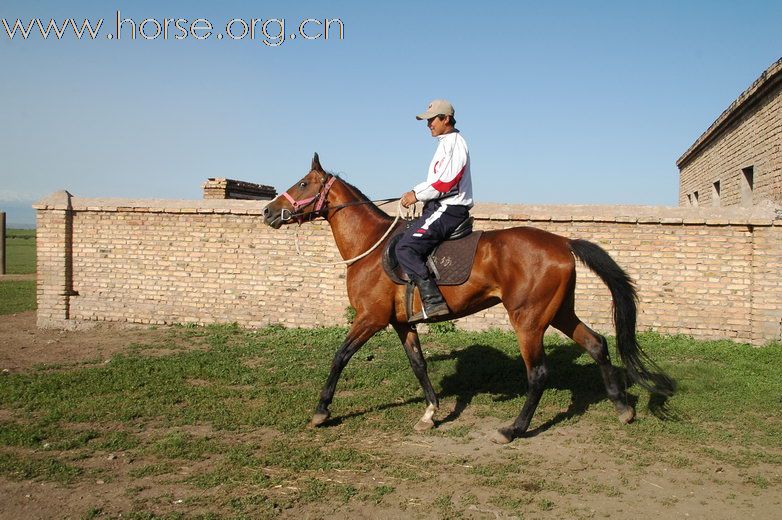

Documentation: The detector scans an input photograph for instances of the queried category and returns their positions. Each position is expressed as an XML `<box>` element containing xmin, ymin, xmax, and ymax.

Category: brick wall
<box><xmin>34</xmin><ymin>194</ymin><xmax>782</xmax><ymax>345</ymax></box>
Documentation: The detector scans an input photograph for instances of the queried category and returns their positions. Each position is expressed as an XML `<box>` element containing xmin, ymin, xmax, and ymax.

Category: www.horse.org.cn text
<box><xmin>1</xmin><ymin>11</ymin><xmax>345</xmax><ymax>47</ymax></box>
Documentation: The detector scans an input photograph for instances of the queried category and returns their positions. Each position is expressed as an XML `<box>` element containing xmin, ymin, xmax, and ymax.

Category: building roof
<box><xmin>676</xmin><ymin>57</ymin><xmax>782</xmax><ymax>169</ymax></box>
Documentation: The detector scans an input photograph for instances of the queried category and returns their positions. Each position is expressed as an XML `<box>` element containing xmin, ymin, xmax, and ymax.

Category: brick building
<box><xmin>677</xmin><ymin>58</ymin><xmax>782</xmax><ymax>208</ymax></box>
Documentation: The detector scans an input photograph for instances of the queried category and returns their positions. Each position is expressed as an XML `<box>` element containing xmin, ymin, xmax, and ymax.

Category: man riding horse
<box><xmin>261</xmin><ymin>112</ymin><xmax>674</xmax><ymax>443</ymax></box>
<box><xmin>396</xmin><ymin>99</ymin><xmax>473</xmax><ymax>322</ymax></box>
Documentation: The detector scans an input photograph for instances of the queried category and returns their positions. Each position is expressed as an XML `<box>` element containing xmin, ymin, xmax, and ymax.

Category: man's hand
<box><xmin>400</xmin><ymin>191</ymin><xmax>418</xmax><ymax>208</ymax></box>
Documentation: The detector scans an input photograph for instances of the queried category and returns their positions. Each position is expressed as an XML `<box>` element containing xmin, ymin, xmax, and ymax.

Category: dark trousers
<box><xmin>395</xmin><ymin>202</ymin><xmax>470</xmax><ymax>280</ymax></box>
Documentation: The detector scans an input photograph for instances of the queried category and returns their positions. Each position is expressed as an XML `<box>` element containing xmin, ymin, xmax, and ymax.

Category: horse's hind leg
<box><xmin>393</xmin><ymin>323</ymin><xmax>439</xmax><ymax>431</ymax></box>
<box><xmin>492</xmin><ymin>313</ymin><xmax>548</xmax><ymax>444</ymax></box>
<box><xmin>552</xmin><ymin>308</ymin><xmax>635</xmax><ymax>424</ymax></box>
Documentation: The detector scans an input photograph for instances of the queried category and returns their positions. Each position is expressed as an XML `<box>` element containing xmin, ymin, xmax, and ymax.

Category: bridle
<box><xmin>280</xmin><ymin>175</ymin><xmax>337</xmax><ymax>224</ymax></box>
<box><xmin>275</xmin><ymin>174</ymin><xmax>408</xmax><ymax>266</ymax></box>
<box><xmin>279</xmin><ymin>174</ymin><xmax>400</xmax><ymax>225</ymax></box>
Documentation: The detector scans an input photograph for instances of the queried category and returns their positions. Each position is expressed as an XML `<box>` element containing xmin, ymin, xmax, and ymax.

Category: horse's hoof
<box><xmin>308</xmin><ymin>411</ymin><xmax>330</xmax><ymax>428</ymax></box>
<box><xmin>618</xmin><ymin>406</ymin><xmax>635</xmax><ymax>424</ymax></box>
<box><xmin>490</xmin><ymin>426</ymin><xmax>516</xmax><ymax>444</ymax></box>
<box><xmin>414</xmin><ymin>418</ymin><xmax>435</xmax><ymax>432</ymax></box>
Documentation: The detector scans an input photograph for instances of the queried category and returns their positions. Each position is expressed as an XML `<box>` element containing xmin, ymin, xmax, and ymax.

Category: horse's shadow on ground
<box><xmin>325</xmin><ymin>342</ymin><xmax>643</xmax><ymax>435</ymax></box>
<box><xmin>430</xmin><ymin>343</ymin><xmax>638</xmax><ymax>436</ymax></box>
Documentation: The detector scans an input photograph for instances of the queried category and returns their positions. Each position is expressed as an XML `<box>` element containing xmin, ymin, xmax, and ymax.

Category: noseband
<box><xmin>281</xmin><ymin>175</ymin><xmax>337</xmax><ymax>224</ymax></box>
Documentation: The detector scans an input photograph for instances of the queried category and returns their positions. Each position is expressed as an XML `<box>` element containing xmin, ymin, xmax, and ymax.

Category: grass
<box><xmin>0</xmin><ymin>228</ymin><xmax>36</xmax><ymax>314</ymax></box>
<box><xmin>0</xmin><ymin>280</ymin><xmax>36</xmax><ymax>314</ymax></box>
<box><xmin>0</xmin><ymin>451</ymin><xmax>81</xmax><ymax>483</ymax></box>
<box><xmin>0</xmin><ymin>325</ymin><xmax>779</xmax><ymax>516</ymax></box>
<box><xmin>3</xmin><ymin>228</ymin><xmax>36</xmax><ymax>274</ymax></box>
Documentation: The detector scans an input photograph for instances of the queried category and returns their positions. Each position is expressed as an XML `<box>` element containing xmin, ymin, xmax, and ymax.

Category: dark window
<box><xmin>741</xmin><ymin>166</ymin><xmax>754</xmax><ymax>206</ymax></box>
<box><xmin>712</xmin><ymin>180</ymin><xmax>721</xmax><ymax>207</ymax></box>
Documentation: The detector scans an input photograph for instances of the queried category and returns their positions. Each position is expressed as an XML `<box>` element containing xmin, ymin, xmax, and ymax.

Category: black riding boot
<box><xmin>410</xmin><ymin>276</ymin><xmax>450</xmax><ymax>323</ymax></box>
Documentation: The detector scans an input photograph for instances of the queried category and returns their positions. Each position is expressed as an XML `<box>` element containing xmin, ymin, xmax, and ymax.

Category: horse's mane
<box><xmin>330</xmin><ymin>173</ymin><xmax>392</xmax><ymax>221</ymax></box>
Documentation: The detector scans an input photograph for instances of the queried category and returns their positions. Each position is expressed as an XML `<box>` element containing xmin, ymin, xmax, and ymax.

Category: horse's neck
<box><xmin>326</xmin><ymin>183</ymin><xmax>392</xmax><ymax>261</ymax></box>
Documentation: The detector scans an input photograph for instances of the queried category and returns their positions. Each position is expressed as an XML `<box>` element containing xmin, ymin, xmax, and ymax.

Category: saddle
<box><xmin>382</xmin><ymin>217</ymin><xmax>483</xmax><ymax>286</ymax></box>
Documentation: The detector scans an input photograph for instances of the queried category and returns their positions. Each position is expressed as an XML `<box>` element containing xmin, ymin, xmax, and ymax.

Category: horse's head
<box><xmin>263</xmin><ymin>153</ymin><xmax>335</xmax><ymax>228</ymax></box>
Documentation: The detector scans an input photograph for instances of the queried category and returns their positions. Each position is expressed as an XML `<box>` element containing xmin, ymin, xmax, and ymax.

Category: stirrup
<box><xmin>409</xmin><ymin>302</ymin><xmax>450</xmax><ymax>324</ymax></box>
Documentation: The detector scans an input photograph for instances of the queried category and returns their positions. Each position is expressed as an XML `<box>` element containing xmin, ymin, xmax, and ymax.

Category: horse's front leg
<box><xmin>309</xmin><ymin>319</ymin><xmax>384</xmax><ymax>427</ymax></box>
<box><xmin>393</xmin><ymin>323</ymin><xmax>439</xmax><ymax>431</ymax></box>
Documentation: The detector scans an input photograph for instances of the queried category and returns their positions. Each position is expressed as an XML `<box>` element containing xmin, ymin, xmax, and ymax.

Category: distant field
<box><xmin>4</xmin><ymin>228</ymin><xmax>36</xmax><ymax>274</ymax></box>
<box><xmin>1</xmin><ymin>228</ymin><xmax>36</xmax><ymax>314</ymax></box>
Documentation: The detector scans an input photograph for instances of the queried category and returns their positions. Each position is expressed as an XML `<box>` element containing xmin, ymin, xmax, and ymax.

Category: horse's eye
<box><xmin>299</xmin><ymin>182</ymin><xmax>307</xmax><ymax>188</ymax></box>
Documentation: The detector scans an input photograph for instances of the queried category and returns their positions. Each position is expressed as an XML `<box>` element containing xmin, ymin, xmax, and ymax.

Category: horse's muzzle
<box><xmin>263</xmin><ymin>204</ymin><xmax>286</xmax><ymax>229</ymax></box>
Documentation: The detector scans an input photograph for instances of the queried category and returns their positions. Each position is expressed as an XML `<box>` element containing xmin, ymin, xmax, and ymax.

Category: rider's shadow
<box><xmin>430</xmin><ymin>343</ymin><xmax>636</xmax><ymax>436</ymax></box>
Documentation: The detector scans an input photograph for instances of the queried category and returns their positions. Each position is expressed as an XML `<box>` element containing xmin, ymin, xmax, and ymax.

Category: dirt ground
<box><xmin>0</xmin><ymin>311</ymin><xmax>180</xmax><ymax>374</ymax></box>
<box><xmin>1</xmin><ymin>311</ymin><xmax>780</xmax><ymax>519</ymax></box>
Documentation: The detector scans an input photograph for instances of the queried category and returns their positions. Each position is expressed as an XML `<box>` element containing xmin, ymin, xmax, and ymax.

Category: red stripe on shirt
<box><xmin>431</xmin><ymin>164</ymin><xmax>466</xmax><ymax>193</ymax></box>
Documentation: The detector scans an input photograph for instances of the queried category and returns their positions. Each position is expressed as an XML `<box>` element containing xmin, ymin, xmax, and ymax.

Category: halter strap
<box><xmin>282</xmin><ymin>191</ymin><xmax>317</xmax><ymax>212</ymax></box>
<box><xmin>281</xmin><ymin>175</ymin><xmax>337</xmax><ymax>223</ymax></box>
<box><xmin>315</xmin><ymin>176</ymin><xmax>336</xmax><ymax>213</ymax></box>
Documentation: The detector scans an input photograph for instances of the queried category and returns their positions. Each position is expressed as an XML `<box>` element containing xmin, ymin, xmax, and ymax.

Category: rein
<box><xmin>282</xmin><ymin>196</ymin><xmax>401</xmax><ymax>223</ymax></box>
<box><xmin>293</xmin><ymin>200</ymin><xmax>406</xmax><ymax>267</ymax></box>
<box><xmin>278</xmin><ymin>175</ymin><xmax>409</xmax><ymax>266</ymax></box>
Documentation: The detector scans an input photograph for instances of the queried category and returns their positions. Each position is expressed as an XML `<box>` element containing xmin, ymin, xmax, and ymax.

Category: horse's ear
<box><xmin>311</xmin><ymin>153</ymin><xmax>322</xmax><ymax>172</ymax></box>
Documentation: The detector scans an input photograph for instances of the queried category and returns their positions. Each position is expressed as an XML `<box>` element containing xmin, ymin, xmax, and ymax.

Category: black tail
<box><xmin>570</xmin><ymin>239</ymin><xmax>676</xmax><ymax>397</ymax></box>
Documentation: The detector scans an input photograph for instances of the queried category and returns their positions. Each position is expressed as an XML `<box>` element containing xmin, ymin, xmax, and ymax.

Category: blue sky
<box><xmin>1</xmin><ymin>0</ymin><xmax>780</xmax><ymax>225</ymax></box>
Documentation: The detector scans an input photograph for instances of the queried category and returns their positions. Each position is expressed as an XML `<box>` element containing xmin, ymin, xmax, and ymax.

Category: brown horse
<box><xmin>263</xmin><ymin>154</ymin><xmax>674</xmax><ymax>444</ymax></box>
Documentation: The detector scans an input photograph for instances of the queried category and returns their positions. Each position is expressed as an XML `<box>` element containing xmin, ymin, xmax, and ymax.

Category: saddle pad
<box><xmin>382</xmin><ymin>229</ymin><xmax>483</xmax><ymax>286</ymax></box>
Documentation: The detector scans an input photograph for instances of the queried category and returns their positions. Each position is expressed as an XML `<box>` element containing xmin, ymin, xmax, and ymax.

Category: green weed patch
<box><xmin>0</xmin><ymin>280</ymin><xmax>36</xmax><ymax>314</ymax></box>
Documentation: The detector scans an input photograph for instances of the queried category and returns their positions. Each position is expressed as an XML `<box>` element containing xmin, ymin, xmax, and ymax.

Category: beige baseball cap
<box><xmin>415</xmin><ymin>99</ymin><xmax>455</xmax><ymax>120</ymax></box>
